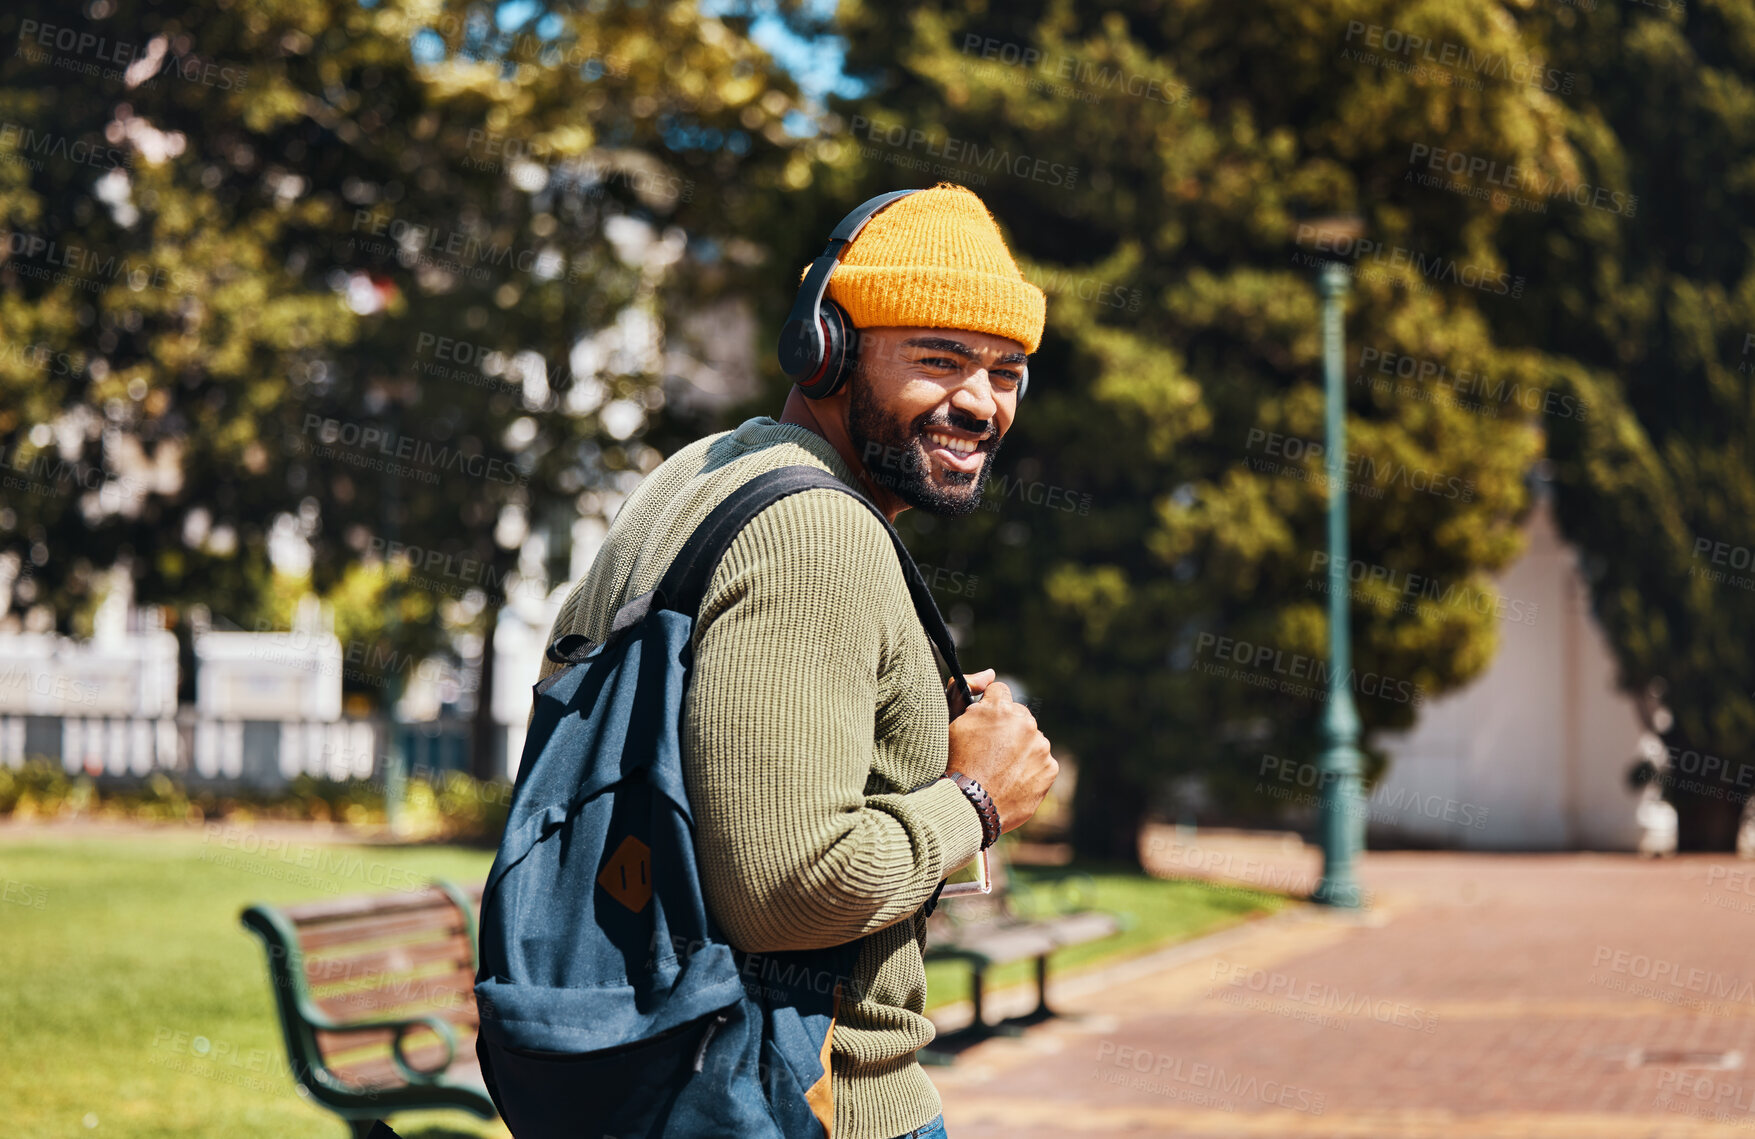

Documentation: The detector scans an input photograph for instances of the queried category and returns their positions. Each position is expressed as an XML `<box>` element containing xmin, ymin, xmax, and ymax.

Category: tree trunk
<box><xmin>1670</xmin><ymin>776</ymin><xmax>1746</xmax><ymax>852</ymax></box>
<box><xmin>1069</xmin><ymin>754</ymin><xmax>1149</xmax><ymax>870</ymax></box>
<box><xmin>471</xmin><ymin>601</ymin><xmax>502</xmax><ymax>782</ymax></box>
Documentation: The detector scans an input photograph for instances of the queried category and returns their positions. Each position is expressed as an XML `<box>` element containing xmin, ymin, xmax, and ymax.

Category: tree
<box><xmin>0</xmin><ymin>0</ymin><xmax>813</xmax><ymax>777</ymax></box>
<box><xmin>1510</xmin><ymin>0</ymin><xmax>1755</xmax><ymax>848</ymax></box>
<box><xmin>800</xmin><ymin>0</ymin><xmax>1602</xmax><ymax>864</ymax></box>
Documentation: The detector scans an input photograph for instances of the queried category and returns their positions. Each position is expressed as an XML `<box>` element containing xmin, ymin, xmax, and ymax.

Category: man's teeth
<box><xmin>925</xmin><ymin>431</ymin><xmax>978</xmax><ymax>456</ymax></box>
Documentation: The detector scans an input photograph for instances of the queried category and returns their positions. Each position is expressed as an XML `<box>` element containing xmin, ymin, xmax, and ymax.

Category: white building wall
<box><xmin>1371</xmin><ymin>496</ymin><xmax>1647</xmax><ymax>851</ymax></box>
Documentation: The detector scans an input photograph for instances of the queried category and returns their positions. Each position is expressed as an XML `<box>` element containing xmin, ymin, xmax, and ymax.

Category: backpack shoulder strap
<box><xmin>656</xmin><ymin>463</ymin><xmax>976</xmax><ymax>707</ymax></box>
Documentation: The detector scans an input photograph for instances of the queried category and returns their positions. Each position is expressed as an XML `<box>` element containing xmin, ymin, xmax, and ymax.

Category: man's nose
<box><xmin>950</xmin><ymin>370</ymin><xmax>1000</xmax><ymax>423</ymax></box>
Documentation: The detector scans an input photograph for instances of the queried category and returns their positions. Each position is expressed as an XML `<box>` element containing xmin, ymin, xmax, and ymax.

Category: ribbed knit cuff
<box><xmin>914</xmin><ymin>776</ymin><xmax>986</xmax><ymax>875</ymax></box>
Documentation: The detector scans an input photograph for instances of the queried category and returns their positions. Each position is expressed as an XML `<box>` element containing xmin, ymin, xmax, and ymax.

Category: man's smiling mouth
<box><xmin>924</xmin><ymin>430</ymin><xmax>980</xmax><ymax>456</ymax></box>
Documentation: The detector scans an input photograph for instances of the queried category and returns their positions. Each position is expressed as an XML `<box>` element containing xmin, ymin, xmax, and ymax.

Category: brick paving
<box><xmin>928</xmin><ymin>834</ymin><xmax>1755</xmax><ymax>1137</ymax></box>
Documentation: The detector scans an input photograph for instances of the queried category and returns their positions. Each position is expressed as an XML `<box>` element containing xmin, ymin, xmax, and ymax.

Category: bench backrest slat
<box><xmin>304</xmin><ymin>931</ymin><xmax>473</xmax><ymax>988</ymax></box>
<box><xmin>295</xmin><ymin>904</ymin><xmax>467</xmax><ymax>952</ymax></box>
<box><xmin>314</xmin><ymin>967</ymin><xmax>478</xmax><ymax>1025</ymax></box>
<box><xmin>271</xmin><ymin>884</ymin><xmax>483</xmax><ymax>1079</ymax></box>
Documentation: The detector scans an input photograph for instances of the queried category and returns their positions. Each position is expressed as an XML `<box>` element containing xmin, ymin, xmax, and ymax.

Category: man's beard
<box><xmin>846</xmin><ymin>371</ymin><xmax>1004</xmax><ymax>517</ymax></box>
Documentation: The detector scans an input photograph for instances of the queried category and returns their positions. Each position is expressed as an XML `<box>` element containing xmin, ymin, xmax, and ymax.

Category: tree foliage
<box><xmin>811</xmin><ymin>0</ymin><xmax>1651</xmax><ymax>860</ymax></box>
<box><xmin>1513</xmin><ymin>0</ymin><xmax>1755</xmax><ymax>847</ymax></box>
<box><xmin>0</xmin><ymin>0</ymin><xmax>812</xmax><ymax>770</ymax></box>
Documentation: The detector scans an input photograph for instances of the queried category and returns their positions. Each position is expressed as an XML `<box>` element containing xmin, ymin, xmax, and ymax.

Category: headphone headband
<box><xmin>777</xmin><ymin>190</ymin><xmax>919</xmax><ymax>395</ymax></box>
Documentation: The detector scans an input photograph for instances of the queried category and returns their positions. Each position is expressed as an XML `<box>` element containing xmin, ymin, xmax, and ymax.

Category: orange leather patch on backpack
<box><xmin>804</xmin><ymin>980</ymin><xmax>843</xmax><ymax>1136</ymax></box>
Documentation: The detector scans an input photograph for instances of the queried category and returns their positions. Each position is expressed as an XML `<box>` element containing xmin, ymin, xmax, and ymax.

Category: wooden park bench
<box><xmin>240</xmin><ymin>880</ymin><xmax>496</xmax><ymax>1138</ymax></box>
<box><xmin>922</xmin><ymin>845</ymin><xmax>1127</xmax><ymax>1060</ymax></box>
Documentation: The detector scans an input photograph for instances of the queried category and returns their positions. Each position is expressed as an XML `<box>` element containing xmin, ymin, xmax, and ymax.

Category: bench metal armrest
<box><xmin>307</xmin><ymin>1013</ymin><xmax>459</xmax><ymax>1086</ymax></box>
<box><xmin>240</xmin><ymin>902</ymin><xmax>463</xmax><ymax>1091</ymax></box>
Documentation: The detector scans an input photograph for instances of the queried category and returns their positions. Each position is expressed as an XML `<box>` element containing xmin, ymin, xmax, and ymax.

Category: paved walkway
<box><xmin>928</xmin><ymin>835</ymin><xmax>1755</xmax><ymax>1137</ymax></box>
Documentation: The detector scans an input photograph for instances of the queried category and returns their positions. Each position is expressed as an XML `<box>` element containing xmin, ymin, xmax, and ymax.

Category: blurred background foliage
<box><xmin>1</xmin><ymin>0</ymin><xmax>1751</xmax><ymax>852</ymax></box>
<box><xmin>0</xmin><ymin>758</ymin><xmax>512</xmax><ymax>839</ymax></box>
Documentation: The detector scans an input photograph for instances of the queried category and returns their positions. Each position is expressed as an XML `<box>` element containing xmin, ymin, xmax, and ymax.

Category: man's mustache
<box><xmin>914</xmin><ymin>416</ymin><xmax>995</xmax><ymax>444</ymax></box>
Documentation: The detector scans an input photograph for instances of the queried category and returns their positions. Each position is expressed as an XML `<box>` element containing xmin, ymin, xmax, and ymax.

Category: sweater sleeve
<box><xmin>682</xmin><ymin>487</ymin><xmax>985</xmax><ymax>953</ymax></box>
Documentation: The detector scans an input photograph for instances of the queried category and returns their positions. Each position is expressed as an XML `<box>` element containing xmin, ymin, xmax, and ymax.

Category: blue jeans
<box><xmin>889</xmin><ymin>1114</ymin><xmax>948</xmax><ymax>1139</ymax></box>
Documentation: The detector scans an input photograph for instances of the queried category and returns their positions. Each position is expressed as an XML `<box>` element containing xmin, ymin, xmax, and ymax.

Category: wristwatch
<box><xmin>946</xmin><ymin>771</ymin><xmax>1001</xmax><ymax>850</ymax></box>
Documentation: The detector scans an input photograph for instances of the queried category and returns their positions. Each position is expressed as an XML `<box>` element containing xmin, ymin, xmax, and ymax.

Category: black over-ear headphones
<box><xmin>778</xmin><ymin>188</ymin><xmax>1032</xmax><ymax>401</ymax></box>
<box><xmin>777</xmin><ymin>189</ymin><xmax>919</xmax><ymax>400</ymax></box>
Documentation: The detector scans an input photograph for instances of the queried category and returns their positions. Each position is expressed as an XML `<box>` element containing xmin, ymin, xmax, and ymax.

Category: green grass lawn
<box><xmin>0</xmin><ymin>828</ymin><xmax>1284</xmax><ymax>1139</ymax></box>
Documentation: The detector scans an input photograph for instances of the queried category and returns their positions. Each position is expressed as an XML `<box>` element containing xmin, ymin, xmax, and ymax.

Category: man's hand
<box><xmin>944</xmin><ymin>673</ymin><xmax>1057</xmax><ymax>836</ymax></box>
<box><xmin>945</xmin><ymin>668</ymin><xmax>996</xmax><ymax>720</ymax></box>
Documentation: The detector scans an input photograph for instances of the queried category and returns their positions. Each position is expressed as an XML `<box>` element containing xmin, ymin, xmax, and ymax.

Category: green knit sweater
<box><xmin>537</xmin><ymin>416</ymin><xmax>985</xmax><ymax>1139</ymax></box>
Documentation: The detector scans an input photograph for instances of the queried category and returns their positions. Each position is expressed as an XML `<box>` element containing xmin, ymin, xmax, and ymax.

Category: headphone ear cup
<box><xmin>799</xmin><ymin>299</ymin><xmax>857</xmax><ymax>400</ymax></box>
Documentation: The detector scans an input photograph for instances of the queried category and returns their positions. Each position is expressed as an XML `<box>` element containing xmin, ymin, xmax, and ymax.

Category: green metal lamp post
<box><xmin>1312</xmin><ymin>256</ymin><xmax>1366</xmax><ymax>908</ymax></box>
<box><xmin>381</xmin><ymin>398</ymin><xmax>407</xmax><ymax>836</ymax></box>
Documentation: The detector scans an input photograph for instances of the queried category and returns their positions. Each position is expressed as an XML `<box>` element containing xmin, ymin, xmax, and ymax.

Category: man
<box><xmin>536</xmin><ymin>182</ymin><xmax>1058</xmax><ymax>1139</ymax></box>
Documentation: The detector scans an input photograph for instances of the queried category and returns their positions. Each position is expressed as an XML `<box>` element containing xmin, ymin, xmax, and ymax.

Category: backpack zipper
<box><xmin>693</xmin><ymin>1013</ymin><xmax>729</xmax><ymax>1073</ymax></box>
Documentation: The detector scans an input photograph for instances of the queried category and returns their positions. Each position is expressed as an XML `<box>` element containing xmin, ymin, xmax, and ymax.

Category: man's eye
<box><xmin>918</xmin><ymin>356</ymin><xmax>959</xmax><ymax>369</ymax></box>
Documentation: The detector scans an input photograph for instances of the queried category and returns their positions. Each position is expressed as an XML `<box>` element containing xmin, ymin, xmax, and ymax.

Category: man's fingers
<box><xmin>983</xmin><ymin>680</ymin><xmax>1014</xmax><ymax>705</ymax></box>
<box><xmin>963</xmin><ymin>668</ymin><xmax>997</xmax><ymax>693</ymax></box>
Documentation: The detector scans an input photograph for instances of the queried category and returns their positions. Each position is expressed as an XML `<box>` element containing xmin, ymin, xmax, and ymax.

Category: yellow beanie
<box><xmin>808</xmin><ymin>183</ymin><xmax>1046</xmax><ymax>355</ymax></box>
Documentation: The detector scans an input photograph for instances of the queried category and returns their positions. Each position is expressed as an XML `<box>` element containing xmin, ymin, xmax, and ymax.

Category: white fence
<box><xmin>2</xmin><ymin>713</ymin><xmax>385</xmax><ymax>787</ymax></box>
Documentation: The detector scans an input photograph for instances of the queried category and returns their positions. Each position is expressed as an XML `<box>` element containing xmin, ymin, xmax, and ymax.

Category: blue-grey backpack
<box><xmin>474</xmin><ymin>464</ymin><xmax>974</xmax><ymax>1138</ymax></box>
